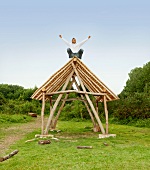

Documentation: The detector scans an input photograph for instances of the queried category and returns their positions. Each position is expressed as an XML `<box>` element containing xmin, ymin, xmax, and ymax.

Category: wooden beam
<box><xmin>41</xmin><ymin>90</ymin><xmax>46</xmax><ymax>135</ymax></box>
<box><xmin>78</xmin><ymin>68</ymin><xmax>112</xmax><ymax>101</ymax></box>
<box><xmin>77</xmin><ymin>60</ymin><xmax>115</xmax><ymax>97</ymax></box>
<box><xmin>44</xmin><ymin>70</ymin><xmax>74</xmax><ymax>134</ymax></box>
<box><xmin>104</xmin><ymin>95</ymin><xmax>109</xmax><ymax>134</ymax></box>
<box><xmin>72</xmin><ymin>61</ymin><xmax>105</xmax><ymax>134</ymax></box>
<box><xmin>46</xmin><ymin>66</ymin><xmax>73</xmax><ymax>93</ymax></box>
<box><xmin>31</xmin><ymin>63</ymin><xmax>72</xmax><ymax>99</ymax></box>
<box><xmin>78</xmin><ymin>67</ymin><xmax>100</xmax><ymax>92</ymax></box>
<box><xmin>61</xmin><ymin>98</ymin><xmax>87</xmax><ymax>102</ymax></box>
<box><xmin>77</xmin><ymin>64</ymin><xmax>117</xmax><ymax>101</ymax></box>
<box><xmin>0</xmin><ymin>150</ymin><xmax>19</xmax><ymax>162</ymax></box>
<box><xmin>77</xmin><ymin>146</ymin><xmax>93</xmax><ymax>149</ymax></box>
<box><xmin>46</xmin><ymin>90</ymin><xmax>106</xmax><ymax>96</ymax></box>
<box><xmin>96</xmin><ymin>101</ymin><xmax>98</xmax><ymax>114</ymax></box>
<box><xmin>73</xmin><ymin>77</ymin><xmax>96</xmax><ymax>128</ymax></box>
<box><xmin>49</xmin><ymin>96</ymin><xmax>53</xmax><ymax>129</ymax></box>
<box><xmin>52</xmin><ymin>80</ymin><xmax>74</xmax><ymax>129</ymax></box>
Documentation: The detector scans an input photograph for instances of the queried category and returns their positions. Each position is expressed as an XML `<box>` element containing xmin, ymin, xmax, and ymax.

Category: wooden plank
<box><xmin>96</xmin><ymin>101</ymin><xmax>98</xmax><ymax>114</ymax></box>
<box><xmin>44</xmin><ymin>70</ymin><xmax>75</xmax><ymax>135</ymax></box>
<box><xmin>36</xmin><ymin>66</ymin><xmax>73</xmax><ymax>100</ymax></box>
<box><xmin>41</xmin><ymin>91</ymin><xmax>46</xmax><ymax>135</ymax></box>
<box><xmin>45</xmin><ymin>66</ymin><xmax>72</xmax><ymax>93</ymax></box>
<box><xmin>62</xmin><ymin>98</ymin><xmax>87</xmax><ymax>102</ymax></box>
<box><xmin>52</xmin><ymin>80</ymin><xmax>74</xmax><ymax>129</ymax></box>
<box><xmin>46</xmin><ymin>90</ymin><xmax>106</xmax><ymax>96</ymax></box>
<box><xmin>78</xmin><ymin>67</ymin><xmax>112</xmax><ymax>101</ymax></box>
<box><xmin>77</xmin><ymin>59</ymin><xmax>113</xmax><ymax>93</ymax></box>
<box><xmin>76</xmin><ymin>61</ymin><xmax>119</xmax><ymax>100</ymax></box>
<box><xmin>104</xmin><ymin>95</ymin><xmax>109</xmax><ymax>134</ymax></box>
<box><xmin>72</xmin><ymin>61</ymin><xmax>105</xmax><ymax>134</ymax></box>
<box><xmin>38</xmin><ymin>140</ymin><xmax>51</xmax><ymax>145</ymax></box>
<box><xmin>73</xmin><ymin>77</ymin><xmax>96</xmax><ymax>127</ymax></box>
<box><xmin>31</xmin><ymin>62</ymin><xmax>72</xmax><ymax>99</ymax></box>
<box><xmin>77</xmin><ymin>146</ymin><xmax>93</xmax><ymax>149</ymax></box>
<box><xmin>49</xmin><ymin>96</ymin><xmax>53</xmax><ymax>128</ymax></box>
<box><xmin>78</xmin><ymin>67</ymin><xmax>100</xmax><ymax>92</ymax></box>
<box><xmin>37</xmin><ymin>70</ymin><xmax>72</xmax><ymax>101</ymax></box>
<box><xmin>0</xmin><ymin>150</ymin><xmax>19</xmax><ymax>162</ymax></box>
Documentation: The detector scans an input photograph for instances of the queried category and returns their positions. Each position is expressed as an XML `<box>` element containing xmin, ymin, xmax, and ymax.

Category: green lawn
<box><xmin>0</xmin><ymin>121</ymin><xmax>150</xmax><ymax>170</ymax></box>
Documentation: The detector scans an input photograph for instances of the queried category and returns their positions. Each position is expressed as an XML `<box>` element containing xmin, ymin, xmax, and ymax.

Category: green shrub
<box><xmin>0</xmin><ymin>114</ymin><xmax>32</xmax><ymax>123</ymax></box>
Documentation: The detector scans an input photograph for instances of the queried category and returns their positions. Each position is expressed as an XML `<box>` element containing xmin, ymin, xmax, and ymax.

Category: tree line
<box><xmin>0</xmin><ymin>61</ymin><xmax>149</xmax><ymax>127</ymax></box>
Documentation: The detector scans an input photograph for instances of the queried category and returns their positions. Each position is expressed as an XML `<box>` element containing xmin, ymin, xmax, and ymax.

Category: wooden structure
<box><xmin>31</xmin><ymin>57</ymin><xmax>119</xmax><ymax>135</ymax></box>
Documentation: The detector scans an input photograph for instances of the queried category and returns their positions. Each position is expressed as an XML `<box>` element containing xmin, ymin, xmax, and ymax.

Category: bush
<box><xmin>0</xmin><ymin>114</ymin><xmax>32</xmax><ymax>123</ymax></box>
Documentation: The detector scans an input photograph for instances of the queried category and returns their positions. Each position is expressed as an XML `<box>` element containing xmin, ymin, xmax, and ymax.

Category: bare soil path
<box><xmin>0</xmin><ymin>116</ymin><xmax>44</xmax><ymax>156</ymax></box>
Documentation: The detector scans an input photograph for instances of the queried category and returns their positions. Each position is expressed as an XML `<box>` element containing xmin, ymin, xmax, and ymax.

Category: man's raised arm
<box><xmin>78</xmin><ymin>36</ymin><xmax>91</xmax><ymax>48</ymax></box>
<box><xmin>59</xmin><ymin>35</ymin><xmax>70</xmax><ymax>46</ymax></box>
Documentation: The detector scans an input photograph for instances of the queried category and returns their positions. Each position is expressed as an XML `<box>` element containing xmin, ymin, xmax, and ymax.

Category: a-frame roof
<box><xmin>31</xmin><ymin>57</ymin><xmax>119</xmax><ymax>101</ymax></box>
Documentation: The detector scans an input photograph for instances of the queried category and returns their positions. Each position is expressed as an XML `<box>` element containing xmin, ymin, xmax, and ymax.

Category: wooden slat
<box><xmin>46</xmin><ymin>90</ymin><xmax>106</xmax><ymax>96</ymax></box>
<box><xmin>41</xmin><ymin>91</ymin><xmax>46</xmax><ymax>135</ymax></box>
<box><xmin>46</xmin><ymin>66</ymin><xmax>72</xmax><ymax>92</ymax></box>
<box><xmin>73</xmin><ymin>77</ymin><xmax>96</xmax><ymax>127</ymax></box>
<box><xmin>31</xmin><ymin>60</ymin><xmax>73</xmax><ymax>99</ymax></box>
<box><xmin>35</xmin><ymin>66</ymin><xmax>73</xmax><ymax>100</ymax></box>
<box><xmin>104</xmin><ymin>95</ymin><xmax>109</xmax><ymax>134</ymax></box>
<box><xmin>62</xmin><ymin>98</ymin><xmax>87</xmax><ymax>102</ymax></box>
<box><xmin>77</xmin><ymin>66</ymin><xmax>112</xmax><ymax>101</ymax></box>
<box><xmin>76</xmin><ymin>60</ymin><xmax>118</xmax><ymax>100</ymax></box>
<box><xmin>52</xmin><ymin>80</ymin><xmax>74</xmax><ymax>129</ymax></box>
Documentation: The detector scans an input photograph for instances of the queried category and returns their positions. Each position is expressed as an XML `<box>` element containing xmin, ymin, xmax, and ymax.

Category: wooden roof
<box><xmin>31</xmin><ymin>57</ymin><xmax>119</xmax><ymax>101</ymax></box>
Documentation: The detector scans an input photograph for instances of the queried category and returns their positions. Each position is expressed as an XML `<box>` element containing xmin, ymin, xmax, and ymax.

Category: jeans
<box><xmin>67</xmin><ymin>48</ymin><xmax>84</xmax><ymax>59</ymax></box>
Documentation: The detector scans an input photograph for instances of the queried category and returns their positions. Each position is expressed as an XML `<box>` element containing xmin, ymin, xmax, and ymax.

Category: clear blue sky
<box><xmin>0</xmin><ymin>0</ymin><xmax>150</xmax><ymax>94</ymax></box>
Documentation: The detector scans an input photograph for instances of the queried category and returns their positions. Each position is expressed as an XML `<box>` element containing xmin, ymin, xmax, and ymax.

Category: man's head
<box><xmin>72</xmin><ymin>38</ymin><xmax>76</xmax><ymax>44</ymax></box>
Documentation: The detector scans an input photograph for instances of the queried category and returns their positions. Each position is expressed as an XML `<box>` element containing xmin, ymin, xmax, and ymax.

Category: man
<box><xmin>59</xmin><ymin>35</ymin><xmax>91</xmax><ymax>59</ymax></box>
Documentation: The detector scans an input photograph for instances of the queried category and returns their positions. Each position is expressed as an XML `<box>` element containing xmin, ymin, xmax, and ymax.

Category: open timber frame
<box><xmin>31</xmin><ymin>57</ymin><xmax>119</xmax><ymax>135</ymax></box>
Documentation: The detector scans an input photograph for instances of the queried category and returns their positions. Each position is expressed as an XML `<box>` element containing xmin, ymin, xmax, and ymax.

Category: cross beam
<box><xmin>45</xmin><ymin>90</ymin><xmax>106</xmax><ymax>96</ymax></box>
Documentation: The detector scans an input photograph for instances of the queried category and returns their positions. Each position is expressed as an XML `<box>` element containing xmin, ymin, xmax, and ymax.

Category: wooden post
<box><xmin>96</xmin><ymin>101</ymin><xmax>98</xmax><ymax>114</ymax></box>
<box><xmin>72</xmin><ymin>62</ymin><xmax>105</xmax><ymax>134</ymax></box>
<box><xmin>49</xmin><ymin>96</ymin><xmax>52</xmax><ymax>112</ymax></box>
<box><xmin>49</xmin><ymin>96</ymin><xmax>54</xmax><ymax>128</ymax></box>
<box><xmin>41</xmin><ymin>88</ymin><xmax>46</xmax><ymax>135</ymax></box>
<box><xmin>104</xmin><ymin>95</ymin><xmax>108</xmax><ymax>134</ymax></box>
<box><xmin>44</xmin><ymin>70</ymin><xmax>74</xmax><ymax>134</ymax></box>
<box><xmin>53</xmin><ymin>80</ymin><xmax>74</xmax><ymax>129</ymax></box>
<box><xmin>73</xmin><ymin>77</ymin><xmax>96</xmax><ymax>127</ymax></box>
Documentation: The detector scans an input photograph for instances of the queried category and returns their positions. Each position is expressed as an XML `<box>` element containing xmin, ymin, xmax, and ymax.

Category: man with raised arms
<box><xmin>59</xmin><ymin>35</ymin><xmax>91</xmax><ymax>59</ymax></box>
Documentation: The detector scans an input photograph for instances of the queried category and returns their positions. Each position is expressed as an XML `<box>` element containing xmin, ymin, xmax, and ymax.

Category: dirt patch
<box><xmin>0</xmin><ymin>116</ymin><xmax>47</xmax><ymax>155</ymax></box>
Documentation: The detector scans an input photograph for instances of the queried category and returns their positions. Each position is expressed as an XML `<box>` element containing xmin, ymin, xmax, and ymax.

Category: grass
<box><xmin>0</xmin><ymin>114</ymin><xmax>32</xmax><ymax>124</ymax></box>
<box><xmin>0</xmin><ymin>120</ymin><xmax>150</xmax><ymax>170</ymax></box>
<box><xmin>0</xmin><ymin>114</ymin><xmax>32</xmax><ymax>141</ymax></box>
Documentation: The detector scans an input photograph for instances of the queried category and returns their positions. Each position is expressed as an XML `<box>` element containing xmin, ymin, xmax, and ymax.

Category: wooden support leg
<box><xmin>44</xmin><ymin>70</ymin><xmax>74</xmax><ymax>134</ymax></box>
<box><xmin>72</xmin><ymin>62</ymin><xmax>105</xmax><ymax>134</ymax></box>
<box><xmin>96</xmin><ymin>101</ymin><xmax>98</xmax><ymax>114</ymax></box>
<box><xmin>73</xmin><ymin>77</ymin><xmax>96</xmax><ymax>127</ymax></box>
<box><xmin>41</xmin><ymin>90</ymin><xmax>46</xmax><ymax>135</ymax></box>
<box><xmin>104</xmin><ymin>95</ymin><xmax>109</xmax><ymax>134</ymax></box>
<box><xmin>49</xmin><ymin>96</ymin><xmax>54</xmax><ymax>129</ymax></box>
<box><xmin>52</xmin><ymin>80</ymin><xmax>74</xmax><ymax>129</ymax></box>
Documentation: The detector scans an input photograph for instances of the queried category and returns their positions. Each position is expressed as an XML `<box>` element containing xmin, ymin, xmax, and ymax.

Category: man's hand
<box><xmin>88</xmin><ymin>36</ymin><xmax>91</xmax><ymax>39</ymax></box>
<box><xmin>59</xmin><ymin>35</ymin><xmax>62</xmax><ymax>38</ymax></box>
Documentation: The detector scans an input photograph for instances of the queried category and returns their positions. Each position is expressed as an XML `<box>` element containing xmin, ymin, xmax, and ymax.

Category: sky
<box><xmin>0</xmin><ymin>0</ymin><xmax>150</xmax><ymax>95</ymax></box>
